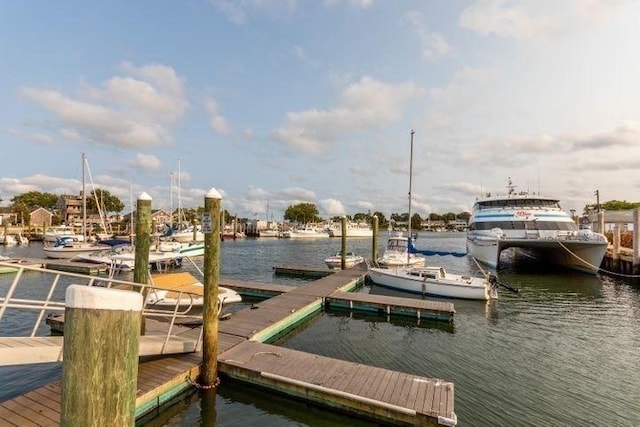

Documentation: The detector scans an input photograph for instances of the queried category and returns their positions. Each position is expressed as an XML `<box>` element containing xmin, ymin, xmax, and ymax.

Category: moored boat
<box><xmin>466</xmin><ymin>177</ymin><xmax>608</xmax><ymax>273</ymax></box>
<box><xmin>324</xmin><ymin>251</ymin><xmax>365</xmax><ymax>269</ymax></box>
<box><xmin>368</xmin><ymin>265</ymin><xmax>497</xmax><ymax>300</ymax></box>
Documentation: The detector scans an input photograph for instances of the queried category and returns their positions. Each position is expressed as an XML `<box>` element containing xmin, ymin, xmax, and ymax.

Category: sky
<box><xmin>1</xmin><ymin>0</ymin><xmax>639</xmax><ymax>221</ymax></box>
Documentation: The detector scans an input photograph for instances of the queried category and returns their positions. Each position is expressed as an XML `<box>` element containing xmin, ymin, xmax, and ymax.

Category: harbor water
<box><xmin>1</xmin><ymin>233</ymin><xmax>639</xmax><ymax>426</ymax></box>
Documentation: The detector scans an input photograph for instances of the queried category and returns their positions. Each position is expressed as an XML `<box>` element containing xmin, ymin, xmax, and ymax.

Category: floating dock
<box><xmin>272</xmin><ymin>264</ymin><xmax>335</xmax><ymax>279</ymax></box>
<box><xmin>0</xmin><ymin>265</ymin><xmax>458</xmax><ymax>426</ymax></box>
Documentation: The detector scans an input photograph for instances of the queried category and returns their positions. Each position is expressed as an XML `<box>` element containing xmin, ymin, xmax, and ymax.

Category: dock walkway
<box><xmin>0</xmin><ymin>265</ymin><xmax>458</xmax><ymax>426</ymax></box>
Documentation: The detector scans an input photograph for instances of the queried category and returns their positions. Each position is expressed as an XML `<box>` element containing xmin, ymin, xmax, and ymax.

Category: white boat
<box><xmin>43</xmin><ymin>225</ymin><xmax>83</xmax><ymax>243</ymax></box>
<box><xmin>367</xmin><ymin>130</ymin><xmax>495</xmax><ymax>300</ymax></box>
<box><xmin>286</xmin><ymin>225</ymin><xmax>330</xmax><ymax>239</ymax></box>
<box><xmin>170</xmin><ymin>225</ymin><xmax>205</xmax><ymax>243</ymax></box>
<box><xmin>324</xmin><ymin>251</ymin><xmax>365</xmax><ymax>269</ymax></box>
<box><xmin>258</xmin><ymin>229</ymin><xmax>280</xmax><ymax>238</ymax></box>
<box><xmin>376</xmin><ymin>232</ymin><xmax>425</xmax><ymax>268</ymax></box>
<box><xmin>76</xmin><ymin>244</ymin><xmax>184</xmax><ymax>272</ymax></box>
<box><xmin>327</xmin><ymin>222</ymin><xmax>373</xmax><ymax>238</ymax></box>
<box><xmin>147</xmin><ymin>272</ymin><xmax>242</xmax><ymax>312</ymax></box>
<box><xmin>1</xmin><ymin>233</ymin><xmax>29</xmax><ymax>246</ymax></box>
<box><xmin>466</xmin><ymin>177</ymin><xmax>608</xmax><ymax>274</ymax></box>
<box><xmin>42</xmin><ymin>237</ymin><xmax>112</xmax><ymax>259</ymax></box>
<box><xmin>368</xmin><ymin>265</ymin><xmax>497</xmax><ymax>300</ymax></box>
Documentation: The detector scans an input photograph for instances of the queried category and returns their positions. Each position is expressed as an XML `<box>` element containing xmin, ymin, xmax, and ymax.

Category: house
<box><xmin>29</xmin><ymin>207</ymin><xmax>54</xmax><ymax>227</ymax></box>
<box><xmin>57</xmin><ymin>194</ymin><xmax>83</xmax><ymax>225</ymax></box>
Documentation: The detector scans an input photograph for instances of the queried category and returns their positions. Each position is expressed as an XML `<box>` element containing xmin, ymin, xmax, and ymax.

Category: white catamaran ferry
<box><xmin>466</xmin><ymin>178</ymin><xmax>608</xmax><ymax>274</ymax></box>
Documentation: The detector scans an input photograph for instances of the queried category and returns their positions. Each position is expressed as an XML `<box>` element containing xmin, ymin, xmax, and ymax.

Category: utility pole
<box><xmin>594</xmin><ymin>189</ymin><xmax>600</xmax><ymax>212</ymax></box>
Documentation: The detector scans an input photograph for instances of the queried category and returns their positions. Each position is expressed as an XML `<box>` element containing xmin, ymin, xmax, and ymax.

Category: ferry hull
<box><xmin>467</xmin><ymin>234</ymin><xmax>607</xmax><ymax>274</ymax></box>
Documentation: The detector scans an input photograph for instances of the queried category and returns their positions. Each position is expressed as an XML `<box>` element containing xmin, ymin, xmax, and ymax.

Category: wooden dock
<box><xmin>0</xmin><ymin>266</ymin><xmax>459</xmax><ymax>426</ymax></box>
<box><xmin>272</xmin><ymin>264</ymin><xmax>335</xmax><ymax>279</ymax></box>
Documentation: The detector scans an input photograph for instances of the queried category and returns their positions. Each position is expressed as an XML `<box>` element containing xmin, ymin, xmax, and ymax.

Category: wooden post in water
<box><xmin>134</xmin><ymin>192</ymin><xmax>152</xmax><ymax>334</ymax></box>
<box><xmin>202</xmin><ymin>188</ymin><xmax>222</xmax><ymax>387</ymax></box>
<box><xmin>633</xmin><ymin>208</ymin><xmax>640</xmax><ymax>275</ymax></box>
<box><xmin>133</xmin><ymin>192</ymin><xmax>152</xmax><ymax>285</ymax></box>
<box><xmin>341</xmin><ymin>216</ymin><xmax>347</xmax><ymax>270</ymax></box>
<box><xmin>612</xmin><ymin>225</ymin><xmax>620</xmax><ymax>271</ymax></box>
<box><xmin>372</xmin><ymin>215</ymin><xmax>379</xmax><ymax>263</ymax></box>
<box><xmin>598</xmin><ymin>211</ymin><xmax>605</xmax><ymax>235</ymax></box>
<box><xmin>61</xmin><ymin>285</ymin><xmax>142</xmax><ymax>426</ymax></box>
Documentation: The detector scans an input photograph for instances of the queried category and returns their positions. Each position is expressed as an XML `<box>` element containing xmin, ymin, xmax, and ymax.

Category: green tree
<box><xmin>284</xmin><ymin>203</ymin><xmax>320</xmax><ymax>223</ymax></box>
<box><xmin>10</xmin><ymin>191</ymin><xmax>58</xmax><ymax>210</ymax></box>
<box><xmin>601</xmin><ymin>200</ymin><xmax>640</xmax><ymax>210</ymax></box>
<box><xmin>457</xmin><ymin>211</ymin><xmax>471</xmax><ymax>221</ymax></box>
<box><xmin>372</xmin><ymin>211</ymin><xmax>387</xmax><ymax>227</ymax></box>
<box><xmin>87</xmin><ymin>189</ymin><xmax>124</xmax><ymax>214</ymax></box>
<box><xmin>411</xmin><ymin>213</ymin><xmax>423</xmax><ymax>230</ymax></box>
<box><xmin>429</xmin><ymin>213</ymin><xmax>443</xmax><ymax>221</ymax></box>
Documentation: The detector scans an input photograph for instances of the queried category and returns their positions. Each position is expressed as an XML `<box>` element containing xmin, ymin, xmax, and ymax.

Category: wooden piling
<box><xmin>133</xmin><ymin>192</ymin><xmax>152</xmax><ymax>285</ymax></box>
<box><xmin>202</xmin><ymin>188</ymin><xmax>222</xmax><ymax>387</ymax></box>
<box><xmin>612</xmin><ymin>225</ymin><xmax>620</xmax><ymax>271</ymax></box>
<box><xmin>341</xmin><ymin>216</ymin><xmax>347</xmax><ymax>270</ymax></box>
<box><xmin>61</xmin><ymin>285</ymin><xmax>142</xmax><ymax>426</ymax></box>
<box><xmin>372</xmin><ymin>216</ymin><xmax>379</xmax><ymax>262</ymax></box>
<box><xmin>634</xmin><ymin>208</ymin><xmax>640</xmax><ymax>275</ymax></box>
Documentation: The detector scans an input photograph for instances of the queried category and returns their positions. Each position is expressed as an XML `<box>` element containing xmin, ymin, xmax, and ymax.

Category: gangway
<box><xmin>0</xmin><ymin>260</ymin><xmax>205</xmax><ymax>367</ymax></box>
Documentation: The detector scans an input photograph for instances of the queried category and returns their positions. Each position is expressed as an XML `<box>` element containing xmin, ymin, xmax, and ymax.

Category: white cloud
<box><xmin>459</xmin><ymin>0</ymin><xmax>623</xmax><ymax>40</ymax></box>
<box><xmin>319</xmin><ymin>198</ymin><xmax>346</xmax><ymax>216</ymax></box>
<box><xmin>204</xmin><ymin>97</ymin><xmax>233</xmax><ymax>135</ymax></box>
<box><xmin>129</xmin><ymin>153</ymin><xmax>162</xmax><ymax>171</ymax></box>
<box><xmin>273</xmin><ymin>76</ymin><xmax>423</xmax><ymax>155</ymax></box>
<box><xmin>19</xmin><ymin>62</ymin><xmax>187</xmax><ymax>149</ymax></box>
<box><xmin>209</xmin><ymin>0</ymin><xmax>298</xmax><ymax>24</ymax></box>
<box><xmin>275</xmin><ymin>187</ymin><xmax>317</xmax><ymax>202</ymax></box>
<box><xmin>405</xmin><ymin>11</ymin><xmax>452</xmax><ymax>60</ymax></box>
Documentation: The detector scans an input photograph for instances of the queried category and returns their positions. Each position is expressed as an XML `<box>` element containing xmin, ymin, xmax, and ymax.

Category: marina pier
<box><xmin>0</xmin><ymin>262</ymin><xmax>456</xmax><ymax>426</ymax></box>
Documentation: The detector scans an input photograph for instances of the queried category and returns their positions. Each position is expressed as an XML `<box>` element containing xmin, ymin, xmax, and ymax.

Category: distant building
<box><xmin>29</xmin><ymin>207</ymin><xmax>53</xmax><ymax>227</ymax></box>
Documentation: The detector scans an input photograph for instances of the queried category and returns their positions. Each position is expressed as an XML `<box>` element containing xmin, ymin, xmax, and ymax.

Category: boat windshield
<box><xmin>476</xmin><ymin>199</ymin><xmax>560</xmax><ymax>210</ymax></box>
<box><xmin>469</xmin><ymin>220</ymin><xmax>579</xmax><ymax>231</ymax></box>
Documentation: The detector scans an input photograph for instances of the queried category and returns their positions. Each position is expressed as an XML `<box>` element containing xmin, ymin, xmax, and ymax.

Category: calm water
<box><xmin>1</xmin><ymin>233</ymin><xmax>639</xmax><ymax>426</ymax></box>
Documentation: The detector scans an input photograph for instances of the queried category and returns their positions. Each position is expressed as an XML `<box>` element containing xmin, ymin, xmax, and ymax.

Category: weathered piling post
<box><xmin>372</xmin><ymin>215</ymin><xmax>379</xmax><ymax>263</ymax></box>
<box><xmin>133</xmin><ymin>192</ymin><xmax>152</xmax><ymax>284</ymax></box>
<box><xmin>341</xmin><ymin>216</ymin><xmax>347</xmax><ymax>269</ymax></box>
<box><xmin>202</xmin><ymin>188</ymin><xmax>222</xmax><ymax>386</ymax></box>
<box><xmin>61</xmin><ymin>285</ymin><xmax>142</xmax><ymax>426</ymax></box>
<box><xmin>633</xmin><ymin>208</ymin><xmax>640</xmax><ymax>275</ymax></box>
<box><xmin>192</xmin><ymin>218</ymin><xmax>198</xmax><ymax>241</ymax></box>
<box><xmin>134</xmin><ymin>192</ymin><xmax>152</xmax><ymax>333</ymax></box>
<box><xmin>598</xmin><ymin>211</ymin><xmax>605</xmax><ymax>235</ymax></box>
<box><xmin>612</xmin><ymin>225</ymin><xmax>620</xmax><ymax>272</ymax></box>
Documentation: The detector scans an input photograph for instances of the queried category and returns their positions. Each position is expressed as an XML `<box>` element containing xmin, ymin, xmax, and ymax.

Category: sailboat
<box><xmin>367</xmin><ymin>131</ymin><xmax>497</xmax><ymax>300</ymax></box>
<box><xmin>43</xmin><ymin>154</ymin><xmax>116</xmax><ymax>259</ymax></box>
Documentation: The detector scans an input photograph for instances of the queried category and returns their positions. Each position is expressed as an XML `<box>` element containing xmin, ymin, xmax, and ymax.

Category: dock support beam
<box><xmin>612</xmin><ymin>225</ymin><xmax>620</xmax><ymax>271</ymax></box>
<box><xmin>61</xmin><ymin>285</ymin><xmax>142</xmax><ymax>426</ymax></box>
<box><xmin>202</xmin><ymin>188</ymin><xmax>222</xmax><ymax>387</ymax></box>
<box><xmin>341</xmin><ymin>216</ymin><xmax>347</xmax><ymax>269</ymax></box>
<box><xmin>633</xmin><ymin>208</ymin><xmax>640</xmax><ymax>275</ymax></box>
<box><xmin>133</xmin><ymin>192</ymin><xmax>152</xmax><ymax>334</ymax></box>
<box><xmin>372</xmin><ymin>216</ymin><xmax>379</xmax><ymax>263</ymax></box>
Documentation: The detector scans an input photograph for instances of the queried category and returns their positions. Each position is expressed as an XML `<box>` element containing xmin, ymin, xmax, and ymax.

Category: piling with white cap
<box><xmin>202</xmin><ymin>187</ymin><xmax>222</xmax><ymax>387</ymax></box>
<box><xmin>61</xmin><ymin>285</ymin><xmax>143</xmax><ymax>426</ymax></box>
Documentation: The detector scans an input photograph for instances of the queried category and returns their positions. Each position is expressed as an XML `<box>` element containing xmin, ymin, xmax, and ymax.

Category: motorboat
<box><xmin>324</xmin><ymin>251</ymin><xmax>365</xmax><ymax>269</ymax></box>
<box><xmin>376</xmin><ymin>232</ymin><xmax>425</xmax><ymax>268</ymax></box>
<box><xmin>258</xmin><ymin>229</ymin><xmax>280</xmax><ymax>238</ymax></box>
<box><xmin>147</xmin><ymin>272</ymin><xmax>242</xmax><ymax>312</ymax></box>
<box><xmin>43</xmin><ymin>225</ymin><xmax>83</xmax><ymax>243</ymax></box>
<box><xmin>165</xmin><ymin>224</ymin><xmax>205</xmax><ymax>243</ymax></box>
<box><xmin>42</xmin><ymin>236</ymin><xmax>114</xmax><ymax>259</ymax></box>
<box><xmin>368</xmin><ymin>265</ymin><xmax>497</xmax><ymax>300</ymax></box>
<box><xmin>327</xmin><ymin>222</ymin><xmax>373</xmax><ymax>238</ymax></box>
<box><xmin>286</xmin><ymin>225</ymin><xmax>330</xmax><ymax>239</ymax></box>
<box><xmin>75</xmin><ymin>243</ymin><xmax>184</xmax><ymax>272</ymax></box>
<box><xmin>466</xmin><ymin>177</ymin><xmax>608</xmax><ymax>274</ymax></box>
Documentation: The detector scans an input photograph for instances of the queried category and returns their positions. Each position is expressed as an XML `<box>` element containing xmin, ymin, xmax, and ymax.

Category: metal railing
<box><xmin>0</xmin><ymin>260</ymin><xmax>204</xmax><ymax>353</ymax></box>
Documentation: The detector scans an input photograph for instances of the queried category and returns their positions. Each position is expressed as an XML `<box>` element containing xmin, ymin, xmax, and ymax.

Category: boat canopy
<box><xmin>408</xmin><ymin>238</ymin><xmax>467</xmax><ymax>257</ymax></box>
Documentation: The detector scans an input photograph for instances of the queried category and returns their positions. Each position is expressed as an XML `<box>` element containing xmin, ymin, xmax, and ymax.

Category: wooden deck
<box><xmin>272</xmin><ymin>264</ymin><xmax>335</xmax><ymax>279</ymax></box>
<box><xmin>219</xmin><ymin>340</ymin><xmax>456</xmax><ymax>426</ymax></box>
<box><xmin>0</xmin><ymin>266</ymin><xmax>459</xmax><ymax>425</ymax></box>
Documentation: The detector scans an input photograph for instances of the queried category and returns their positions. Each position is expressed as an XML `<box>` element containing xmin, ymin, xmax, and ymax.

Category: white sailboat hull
<box><xmin>368</xmin><ymin>266</ymin><xmax>495</xmax><ymax>300</ymax></box>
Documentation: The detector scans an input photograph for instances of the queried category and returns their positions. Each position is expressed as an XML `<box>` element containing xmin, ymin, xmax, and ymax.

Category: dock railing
<box><xmin>0</xmin><ymin>260</ymin><xmax>204</xmax><ymax>359</ymax></box>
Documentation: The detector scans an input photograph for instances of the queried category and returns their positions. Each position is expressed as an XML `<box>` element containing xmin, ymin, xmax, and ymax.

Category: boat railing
<box><xmin>0</xmin><ymin>261</ymin><xmax>204</xmax><ymax>353</ymax></box>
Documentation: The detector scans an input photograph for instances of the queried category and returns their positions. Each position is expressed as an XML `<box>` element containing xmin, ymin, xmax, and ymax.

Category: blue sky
<box><xmin>2</xmin><ymin>0</ymin><xmax>639</xmax><ymax>220</ymax></box>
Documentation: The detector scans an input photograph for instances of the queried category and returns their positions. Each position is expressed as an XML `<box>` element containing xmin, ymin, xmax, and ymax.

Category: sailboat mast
<box><xmin>82</xmin><ymin>153</ymin><xmax>87</xmax><ymax>241</ymax></box>
<box><xmin>177</xmin><ymin>159</ymin><xmax>182</xmax><ymax>224</ymax></box>
<box><xmin>407</xmin><ymin>130</ymin><xmax>415</xmax><ymax>264</ymax></box>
